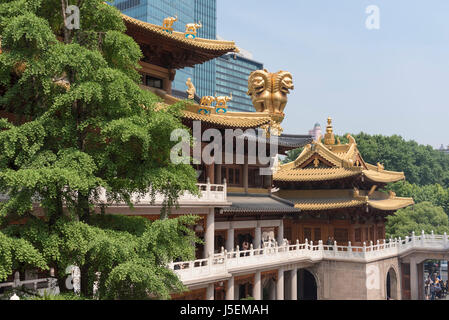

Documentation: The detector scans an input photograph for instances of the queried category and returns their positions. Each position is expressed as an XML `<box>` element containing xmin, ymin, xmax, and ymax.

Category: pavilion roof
<box><xmin>273</xmin><ymin>119</ymin><xmax>406</xmax><ymax>184</ymax></box>
<box><xmin>274</xmin><ymin>189</ymin><xmax>414</xmax><ymax>212</ymax></box>
<box><xmin>122</xmin><ymin>14</ymin><xmax>238</xmax><ymax>69</ymax></box>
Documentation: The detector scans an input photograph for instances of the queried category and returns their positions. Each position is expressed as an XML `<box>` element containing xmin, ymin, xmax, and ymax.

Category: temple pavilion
<box><xmin>273</xmin><ymin>118</ymin><xmax>414</xmax><ymax>246</ymax></box>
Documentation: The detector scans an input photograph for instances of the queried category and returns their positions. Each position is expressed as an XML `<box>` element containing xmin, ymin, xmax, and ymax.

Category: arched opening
<box><xmin>386</xmin><ymin>268</ymin><xmax>398</xmax><ymax>300</ymax></box>
<box><xmin>298</xmin><ymin>269</ymin><xmax>317</xmax><ymax>300</ymax></box>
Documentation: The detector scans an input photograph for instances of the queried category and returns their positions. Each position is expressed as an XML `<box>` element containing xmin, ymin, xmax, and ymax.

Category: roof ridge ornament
<box><xmin>162</xmin><ymin>15</ymin><xmax>178</xmax><ymax>34</ymax></box>
<box><xmin>323</xmin><ymin>117</ymin><xmax>335</xmax><ymax>145</ymax></box>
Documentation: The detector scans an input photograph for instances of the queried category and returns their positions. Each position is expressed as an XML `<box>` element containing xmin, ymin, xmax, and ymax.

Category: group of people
<box><xmin>425</xmin><ymin>274</ymin><xmax>448</xmax><ymax>300</ymax></box>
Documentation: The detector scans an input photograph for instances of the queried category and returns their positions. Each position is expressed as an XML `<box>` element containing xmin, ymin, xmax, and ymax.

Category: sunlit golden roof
<box><xmin>274</xmin><ymin>120</ymin><xmax>406</xmax><ymax>184</ymax></box>
<box><xmin>275</xmin><ymin>189</ymin><xmax>414</xmax><ymax>211</ymax></box>
<box><xmin>122</xmin><ymin>14</ymin><xmax>238</xmax><ymax>52</ymax></box>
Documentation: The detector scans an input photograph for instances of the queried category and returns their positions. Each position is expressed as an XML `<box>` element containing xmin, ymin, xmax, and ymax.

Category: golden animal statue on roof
<box><xmin>200</xmin><ymin>96</ymin><xmax>215</xmax><ymax>107</ymax></box>
<box><xmin>162</xmin><ymin>15</ymin><xmax>177</xmax><ymax>33</ymax></box>
<box><xmin>247</xmin><ymin>69</ymin><xmax>294</xmax><ymax>116</ymax></box>
<box><xmin>185</xmin><ymin>21</ymin><xmax>202</xmax><ymax>39</ymax></box>
<box><xmin>186</xmin><ymin>78</ymin><xmax>196</xmax><ymax>100</ymax></box>
<box><xmin>215</xmin><ymin>93</ymin><xmax>232</xmax><ymax>114</ymax></box>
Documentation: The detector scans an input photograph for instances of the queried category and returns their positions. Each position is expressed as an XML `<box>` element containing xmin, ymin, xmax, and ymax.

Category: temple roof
<box><xmin>222</xmin><ymin>194</ymin><xmax>300</xmax><ymax>214</ymax></box>
<box><xmin>273</xmin><ymin>119</ymin><xmax>406</xmax><ymax>184</ymax></box>
<box><xmin>123</xmin><ymin>14</ymin><xmax>238</xmax><ymax>69</ymax></box>
<box><xmin>274</xmin><ymin>189</ymin><xmax>414</xmax><ymax>212</ymax></box>
<box><xmin>147</xmin><ymin>87</ymin><xmax>275</xmax><ymax>129</ymax></box>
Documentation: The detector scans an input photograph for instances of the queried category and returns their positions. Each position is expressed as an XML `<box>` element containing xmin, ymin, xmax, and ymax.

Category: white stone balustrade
<box><xmin>95</xmin><ymin>181</ymin><xmax>228</xmax><ymax>206</ymax></box>
<box><xmin>0</xmin><ymin>182</ymin><xmax>228</xmax><ymax>207</ymax></box>
<box><xmin>170</xmin><ymin>231</ymin><xmax>449</xmax><ymax>285</ymax></box>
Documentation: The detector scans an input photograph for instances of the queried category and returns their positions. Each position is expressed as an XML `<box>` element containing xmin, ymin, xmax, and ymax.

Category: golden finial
<box><xmin>323</xmin><ymin>117</ymin><xmax>335</xmax><ymax>145</ymax></box>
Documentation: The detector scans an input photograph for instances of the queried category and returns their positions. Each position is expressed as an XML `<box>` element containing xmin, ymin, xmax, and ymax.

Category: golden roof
<box><xmin>122</xmin><ymin>14</ymin><xmax>238</xmax><ymax>52</ymax></box>
<box><xmin>274</xmin><ymin>119</ymin><xmax>406</xmax><ymax>184</ymax></box>
<box><xmin>275</xmin><ymin>189</ymin><xmax>414</xmax><ymax>212</ymax></box>
<box><xmin>146</xmin><ymin>87</ymin><xmax>273</xmax><ymax>129</ymax></box>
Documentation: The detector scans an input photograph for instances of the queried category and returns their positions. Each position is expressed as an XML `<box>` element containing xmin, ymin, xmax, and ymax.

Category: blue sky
<box><xmin>217</xmin><ymin>0</ymin><xmax>449</xmax><ymax>148</ymax></box>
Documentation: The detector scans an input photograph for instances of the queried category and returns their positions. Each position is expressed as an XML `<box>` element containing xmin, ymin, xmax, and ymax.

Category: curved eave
<box><xmin>362</xmin><ymin>169</ymin><xmax>406</xmax><ymax>184</ymax></box>
<box><xmin>273</xmin><ymin>167</ymin><xmax>362</xmax><ymax>182</ymax></box>
<box><xmin>122</xmin><ymin>14</ymin><xmax>237</xmax><ymax>53</ymax></box>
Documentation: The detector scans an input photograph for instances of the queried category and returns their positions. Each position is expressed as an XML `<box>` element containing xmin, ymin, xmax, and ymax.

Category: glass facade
<box><xmin>216</xmin><ymin>53</ymin><xmax>264</xmax><ymax>112</ymax></box>
<box><xmin>111</xmin><ymin>0</ymin><xmax>216</xmax><ymax>96</ymax></box>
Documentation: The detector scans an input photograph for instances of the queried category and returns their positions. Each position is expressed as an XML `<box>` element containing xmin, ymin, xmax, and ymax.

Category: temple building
<box><xmin>274</xmin><ymin>118</ymin><xmax>414</xmax><ymax>246</ymax></box>
<box><xmin>5</xmin><ymin>9</ymin><xmax>443</xmax><ymax>302</ymax></box>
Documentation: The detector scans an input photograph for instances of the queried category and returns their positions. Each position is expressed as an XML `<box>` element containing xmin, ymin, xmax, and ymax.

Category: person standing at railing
<box><xmin>425</xmin><ymin>275</ymin><xmax>431</xmax><ymax>299</ymax></box>
<box><xmin>326</xmin><ymin>236</ymin><xmax>333</xmax><ymax>250</ymax></box>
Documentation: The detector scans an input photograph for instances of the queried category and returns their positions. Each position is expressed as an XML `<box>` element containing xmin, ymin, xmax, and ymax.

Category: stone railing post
<box><xmin>250</xmin><ymin>244</ymin><xmax>254</xmax><ymax>256</ymax></box>
<box><xmin>13</xmin><ymin>271</ymin><xmax>20</xmax><ymax>288</ymax></box>
<box><xmin>296</xmin><ymin>239</ymin><xmax>300</xmax><ymax>251</ymax></box>
<box><xmin>236</xmin><ymin>245</ymin><xmax>240</xmax><ymax>262</ymax></box>
<box><xmin>363</xmin><ymin>242</ymin><xmax>367</xmax><ymax>253</ymax></box>
<box><xmin>305</xmin><ymin>239</ymin><xmax>308</xmax><ymax>250</ymax></box>
<box><xmin>444</xmin><ymin>233</ymin><xmax>448</xmax><ymax>247</ymax></box>
<box><xmin>412</xmin><ymin>231</ymin><xmax>416</xmax><ymax>245</ymax></box>
<box><xmin>319</xmin><ymin>240</ymin><xmax>324</xmax><ymax>252</ymax></box>
<box><xmin>333</xmin><ymin>241</ymin><xmax>338</xmax><ymax>253</ymax></box>
<box><xmin>431</xmin><ymin>230</ymin><xmax>435</xmax><ymax>240</ymax></box>
<box><xmin>421</xmin><ymin>230</ymin><xmax>425</xmax><ymax>246</ymax></box>
<box><xmin>347</xmin><ymin>241</ymin><xmax>352</xmax><ymax>256</ymax></box>
<box><xmin>398</xmin><ymin>237</ymin><xmax>402</xmax><ymax>250</ymax></box>
<box><xmin>206</xmin><ymin>178</ymin><xmax>211</xmax><ymax>200</ymax></box>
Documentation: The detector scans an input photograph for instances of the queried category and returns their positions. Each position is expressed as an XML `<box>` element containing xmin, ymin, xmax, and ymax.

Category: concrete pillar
<box><xmin>410</xmin><ymin>259</ymin><xmax>419</xmax><ymax>300</ymax></box>
<box><xmin>277</xmin><ymin>220</ymin><xmax>284</xmax><ymax>245</ymax></box>
<box><xmin>291</xmin><ymin>268</ymin><xmax>298</xmax><ymax>300</ymax></box>
<box><xmin>254</xmin><ymin>271</ymin><xmax>261</xmax><ymax>300</ymax></box>
<box><xmin>254</xmin><ymin>225</ymin><xmax>262</xmax><ymax>249</ymax></box>
<box><xmin>277</xmin><ymin>268</ymin><xmax>284</xmax><ymax>300</ymax></box>
<box><xmin>226</xmin><ymin>226</ymin><xmax>235</xmax><ymax>252</ymax></box>
<box><xmin>204</xmin><ymin>208</ymin><xmax>215</xmax><ymax>258</ymax></box>
<box><xmin>206</xmin><ymin>283</ymin><xmax>214</xmax><ymax>300</ymax></box>
<box><xmin>226</xmin><ymin>277</ymin><xmax>234</xmax><ymax>300</ymax></box>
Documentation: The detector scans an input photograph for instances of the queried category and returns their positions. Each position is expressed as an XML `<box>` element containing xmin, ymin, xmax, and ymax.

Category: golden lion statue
<box><xmin>247</xmin><ymin>69</ymin><xmax>294</xmax><ymax>115</ymax></box>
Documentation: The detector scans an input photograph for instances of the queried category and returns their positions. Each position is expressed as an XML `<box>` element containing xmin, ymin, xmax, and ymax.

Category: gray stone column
<box><xmin>277</xmin><ymin>220</ymin><xmax>284</xmax><ymax>245</ymax></box>
<box><xmin>204</xmin><ymin>208</ymin><xmax>215</xmax><ymax>258</ymax></box>
<box><xmin>291</xmin><ymin>268</ymin><xmax>298</xmax><ymax>300</ymax></box>
<box><xmin>206</xmin><ymin>283</ymin><xmax>214</xmax><ymax>300</ymax></box>
<box><xmin>254</xmin><ymin>271</ymin><xmax>261</xmax><ymax>300</ymax></box>
<box><xmin>410</xmin><ymin>259</ymin><xmax>419</xmax><ymax>300</ymax></box>
<box><xmin>254</xmin><ymin>225</ymin><xmax>262</xmax><ymax>249</ymax></box>
<box><xmin>226</xmin><ymin>276</ymin><xmax>234</xmax><ymax>300</ymax></box>
<box><xmin>226</xmin><ymin>226</ymin><xmax>234</xmax><ymax>252</ymax></box>
<box><xmin>277</xmin><ymin>268</ymin><xmax>284</xmax><ymax>300</ymax></box>
<box><xmin>243</xmin><ymin>158</ymin><xmax>249</xmax><ymax>193</ymax></box>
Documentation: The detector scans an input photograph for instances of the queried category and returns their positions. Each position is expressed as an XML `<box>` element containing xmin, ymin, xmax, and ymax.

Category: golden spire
<box><xmin>323</xmin><ymin>117</ymin><xmax>335</xmax><ymax>145</ymax></box>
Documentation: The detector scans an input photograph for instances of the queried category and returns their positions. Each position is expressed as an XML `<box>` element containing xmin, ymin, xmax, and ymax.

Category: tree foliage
<box><xmin>0</xmin><ymin>0</ymin><xmax>200</xmax><ymax>298</ymax></box>
<box><xmin>386</xmin><ymin>202</ymin><xmax>449</xmax><ymax>239</ymax></box>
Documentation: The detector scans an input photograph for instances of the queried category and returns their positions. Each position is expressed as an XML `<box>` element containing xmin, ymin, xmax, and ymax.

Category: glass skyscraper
<box><xmin>216</xmin><ymin>52</ymin><xmax>264</xmax><ymax>112</ymax></box>
<box><xmin>111</xmin><ymin>0</ymin><xmax>216</xmax><ymax>97</ymax></box>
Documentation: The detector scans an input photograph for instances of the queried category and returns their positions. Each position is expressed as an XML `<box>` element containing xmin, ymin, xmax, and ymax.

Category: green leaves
<box><xmin>0</xmin><ymin>0</ymin><xmax>199</xmax><ymax>298</ymax></box>
<box><xmin>386</xmin><ymin>202</ymin><xmax>449</xmax><ymax>239</ymax></box>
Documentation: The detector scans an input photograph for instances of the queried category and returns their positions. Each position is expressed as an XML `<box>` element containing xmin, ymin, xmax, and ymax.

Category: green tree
<box><xmin>0</xmin><ymin>0</ymin><xmax>199</xmax><ymax>298</ymax></box>
<box><xmin>385</xmin><ymin>202</ymin><xmax>449</xmax><ymax>239</ymax></box>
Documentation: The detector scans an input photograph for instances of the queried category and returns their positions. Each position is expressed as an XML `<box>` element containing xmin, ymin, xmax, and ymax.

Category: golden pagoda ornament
<box><xmin>323</xmin><ymin>117</ymin><xmax>335</xmax><ymax>145</ymax></box>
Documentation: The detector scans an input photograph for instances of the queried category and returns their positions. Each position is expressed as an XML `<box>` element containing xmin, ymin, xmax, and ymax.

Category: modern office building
<box><xmin>111</xmin><ymin>0</ymin><xmax>216</xmax><ymax>97</ymax></box>
<box><xmin>438</xmin><ymin>144</ymin><xmax>449</xmax><ymax>154</ymax></box>
<box><xmin>216</xmin><ymin>49</ymin><xmax>264</xmax><ymax>112</ymax></box>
